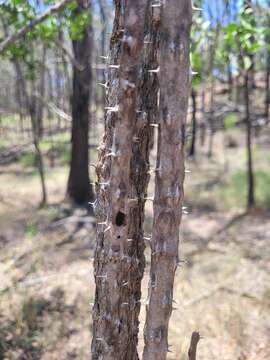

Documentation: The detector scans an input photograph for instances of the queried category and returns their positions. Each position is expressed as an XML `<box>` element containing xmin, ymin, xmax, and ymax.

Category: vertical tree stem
<box><xmin>143</xmin><ymin>1</ymin><xmax>192</xmax><ymax>359</ymax></box>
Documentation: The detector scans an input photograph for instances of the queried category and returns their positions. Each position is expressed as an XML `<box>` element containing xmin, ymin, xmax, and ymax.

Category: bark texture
<box><xmin>92</xmin><ymin>1</ymin><xmax>150</xmax><ymax>359</ymax></box>
<box><xmin>143</xmin><ymin>1</ymin><xmax>192</xmax><ymax>359</ymax></box>
<box><xmin>67</xmin><ymin>0</ymin><xmax>94</xmax><ymax>205</ymax></box>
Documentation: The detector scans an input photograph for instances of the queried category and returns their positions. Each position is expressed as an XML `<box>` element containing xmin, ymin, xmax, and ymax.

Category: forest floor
<box><xmin>0</xmin><ymin>124</ymin><xmax>270</xmax><ymax>360</ymax></box>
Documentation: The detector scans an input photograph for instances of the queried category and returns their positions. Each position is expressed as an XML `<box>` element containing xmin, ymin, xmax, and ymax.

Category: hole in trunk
<box><xmin>115</xmin><ymin>211</ymin><xmax>126</xmax><ymax>226</ymax></box>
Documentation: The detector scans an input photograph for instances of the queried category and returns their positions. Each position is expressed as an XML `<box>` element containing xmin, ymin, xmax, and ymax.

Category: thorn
<box><xmin>97</xmin><ymin>221</ymin><xmax>107</xmax><ymax>225</ymax></box>
<box><xmin>98</xmin><ymin>82</ymin><xmax>108</xmax><ymax>89</ymax></box>
<box><xmin>105</xmin><ymin>151</ymin><xmax>118</xmax><ymax>158</ymax></box>
<box><xmin>99</xmin><ymin>181</ymin><xmax>110</xmax><ymax>187</ymax></box>
<box><xmin>151</xmin><ymin>2</ymin><xmax>161</xmax><ymax>7</ymax></box>
<box><xmin>144</xmin><ymin>40</ymin><xmax>152</xmax><ymax>44</ymax></box>
<box><xmin>88</xmin><ymin>200</ymin><xmax>97</xmax><ymax>207</ymax></box>
<box><xmin>127</xmin><ymin>238</ymin><xmax>133</xmax><ymax>242</ymax></box>
<box><xmin>121</xmin><ymin>302</ymin><xmax>129</xmax><ymax>306</ymax></box>
<box><xmin>109</xmin><ymin>64</ymin><xmax>120</xmax><ymax>69</ymax></box>
<box><xmin>185</xmin><ymin>169</ymin><xmax>191</xmax><ymax>173</ymax></box>
<box><xmin>192</xmin><ymin>5</ymin><xmax>203</xmax><ymax>11</ymax></box>
<box><xmin>148</xmin><ymin>66</ymin><xmax>160</xmax><ymax>73</ymax></box>
<box><xmin>144</xmin><ymin>196</ymin><xmax>154</xmax><ymax>201</ymax></box>
<box><xmin>100</xmin><ymin>55</ymin><xmax>108</xmax><ymax>60</ymax></box>
<box><xmin>122</xmin><ymin>281</ymin><xmax>129</xmax><ymax>286</ymax></box>
<box><xmin>96</xmin><ymin>274</ymin><xmax>107</xmax><ymax>279</ymax></box>
<box><xmin>104</xmin><ymin>225</ymin><xmax>111</xmax><ymax>233</ymax></box>
<box><xmin>177</xmin><ymin>259</ymin><xmax>189</xmax><ymax>266</ymax></box>
<box><xmin>143</xmin><ymin>236</ymin><xmax>151</xmax><ymax>242</ymax></box>
<box><xmin>105</xmin><ymin>105</ymin><xmax>119</xmax><ymax>113</ymax></box>
<box><xmin>183</xmin><ymin>210</ymin><xmax>189</xmax><ymax>215</ymax></box>
<box><xmin>149</xmin><ymin>123</ymin><xmax>159</xmax><ymax>127</ymax></box>
<box><xmin>148</xmin><ymin>167</ymin><xmax>162</xmax><ymax>174</ymax></box>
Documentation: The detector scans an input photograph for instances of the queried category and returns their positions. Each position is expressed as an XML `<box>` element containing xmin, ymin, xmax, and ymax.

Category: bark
<box><xmin>67</xmin><ymin>0</ymin><xmax>94</xmax><ymax>205</ymax></box>
<box><xmin>143</xmin><ymin>1</ymin><xmax>192</xmax><ymax>359</ymax></box>
<box><xmin>92</xmin><ymin>1</ymin><xmax>150</xmax><ymax>359</ymax></box>
<box><xmin>244</xmin><ymin>71</ymin><xmax>255</xmax><ymax>208</ymax></box>
<box><xmin>189</xmin><ymin>88</ymin><xmax>197</xmax><ymax>157</ymax></box>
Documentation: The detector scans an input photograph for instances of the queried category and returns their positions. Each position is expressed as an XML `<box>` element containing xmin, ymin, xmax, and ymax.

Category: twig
<box><xmin>188</xmin><ymin>332</ymin><xmax>200</xmax><ymax>360</ymax></box>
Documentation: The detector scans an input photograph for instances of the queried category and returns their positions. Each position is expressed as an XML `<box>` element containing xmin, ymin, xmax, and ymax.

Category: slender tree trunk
<box><xmin>13</xmin><ymin>58</ymin><xmax>47</xmax><ymax>205</ymax></box>
<box><xmin>92</xmin><ymin>1</ymin><xmax>150</xmax><ymax>359</ymax></box>
<box><xmin>244</xmin><ymin>71</ymin><xmax>255</xmax><ymax>209</ymax></box>
<box><xmin>227</xmin><ymin>61</ymin><xmax>233</xmax><ymax>101</ymax></box>
<box><xmin>265</xmin><ymin>52</ymin><xmax>270</xmax><ymax>122</ymax></box>
<box><xmin>67</xmin><ymin>0</ymin><xmax>94</xmax><ymax>205</ymax></box>
<box><xmin>189</xmin><ymin>88</ymin><xmax>197</xmax><ymax>157</ymax></box>
<box><xmin>36</xmin><ymin>45</ymin><xmax>47</xmax><ymax>138</ymax></box>
<box><xmin>143</xmin><ymin>1</ymin><xmax>192</xmax><ymax>359</ymax></box>
<box><xmin>98</xmin><ymin>0</ymin><xmax>107</xmax><ymax>109</ymax></box>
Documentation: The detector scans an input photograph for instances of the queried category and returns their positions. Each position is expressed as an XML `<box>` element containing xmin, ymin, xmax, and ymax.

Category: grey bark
<box><xmin>143</xmin><ymin>1</ymin><xmax>192</xmax><ymax>359</ymax></box>
<box><xmin>92</xmin><ymin>1</ymin><xmax>150</xmax><ymax>359</ymax></box>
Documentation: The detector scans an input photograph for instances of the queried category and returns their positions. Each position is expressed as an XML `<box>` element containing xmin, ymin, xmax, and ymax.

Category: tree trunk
<box><xmin>143</xmin><ymin>1</ymin><xmax>192</xmax><ymax>359</ymax></box>
<box><xmin>67</xmin><ymin>0</ymin><xmax>94</xmax><ymax>205</ymax></box>
<box><xmin>98</xmin><ymin>0</ymin><xmax>107</xmax><ymax>109</ymax></box>
<box><xmin>244</xmin><ymin>71</ymin><xmax>255</xmax><ymax>209</ymax></box>
<box><xmin>36</xmin><ymin>45</ymin><xmax>47</xmax><ymax>138</ymax></box>
<box><xmin>266</xmin><ymin>52</ymin><xmax>270</xmax><ymax>122</ymax></box>
<box><xmin>189</xmin><ymin>88</ymin><xmax>197</xmax><ymax>157</ymax></box>
<box><xmin>14</xmin><ymin>59</ymin><xmax>47</xmax><ymax>206</ymax></box>
<box><xmin>92</xmin><ymin>1</ymin><xmax>150</xmax><ymax>359</ymax></box>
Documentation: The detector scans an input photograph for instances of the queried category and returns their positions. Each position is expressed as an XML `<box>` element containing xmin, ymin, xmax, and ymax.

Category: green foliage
<box><xmin>21</xmin><ymin>152</ymin><xmax>38</xmax><ymax>168</ymax></box>
<box><xmin>224</xmin><ymin>112</ymin><xmax>237</xmax><ymax>130</ymax></box>
<box><xmin>25</xmin><ymin>222</ymin><xmax>38</xmax><ymax>237</ymax></box>
<box><xmin>224</xmin><ymin>5</ymin><xmax>263</xmax><ymax>71</ymax></box>
<box><xmin>218</xmin><ymin>170</ymin><xmax>270</xmax><ymax>209</ymax></box>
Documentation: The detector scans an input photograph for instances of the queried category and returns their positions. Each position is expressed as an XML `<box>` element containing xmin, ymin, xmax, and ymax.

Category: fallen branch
<box><xmin>0</xmin><ymin>0</ymin><xmax>73</xmax><ymax>54</ymax></box>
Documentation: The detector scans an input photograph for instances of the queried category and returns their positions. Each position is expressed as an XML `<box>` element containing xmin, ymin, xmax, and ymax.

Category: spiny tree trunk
<box><xmin>244</xmin><ymin>70</ymin><xmax>255</xmax><ymax>209</ymax></box>
<box><xmin>143</xmin><ymin>1</ymin><xmax>192</xmax><ymax>359</ymax></box>
<box><xmin>92</xmin><ymin>1</ymin><xmax>149</xmax><ymax>359</ymax></box>
<box><xmin>189</xmin><ymin>88</ymin><xmax>197</xmax><ymax>157</ymax></box>
<box><xmin>67</xmin><ymin>0</ymin><xmax>94</xmax><ymax>205</ymax></box>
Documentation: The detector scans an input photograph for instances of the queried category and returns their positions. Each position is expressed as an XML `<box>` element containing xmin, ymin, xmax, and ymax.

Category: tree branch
<box><xmin>188</xmin><ymin>332</ymin><xmax>200</xmax><ymax>360</ymax></box>
<box><xmin>0</xmin><ymin>0</ymin><xmax>73</xmax><ymax>54</ymax></box>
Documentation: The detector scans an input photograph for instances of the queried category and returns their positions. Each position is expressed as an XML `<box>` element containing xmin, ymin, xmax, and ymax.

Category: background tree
<box><xmin>66</xmin><ymin>0</ymin><xmax>95</xmax><ymax>205</ymax></box>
